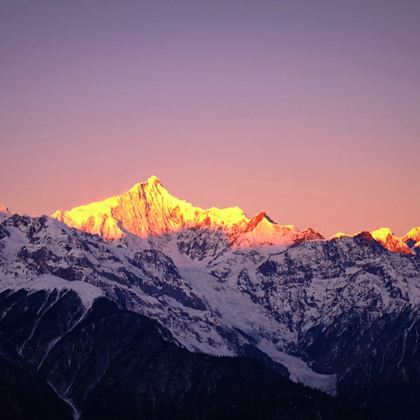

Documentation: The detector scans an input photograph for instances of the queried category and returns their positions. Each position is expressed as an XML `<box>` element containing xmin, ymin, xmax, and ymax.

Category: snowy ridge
<box><xmin>179</xmin><ymin>265</ymin><xmax>336</xmax><ymax>393</ymax></box>
<box><xmin>0</xmin><ymin>273</ymin><xmax>103</xmax><ymax>308</ymax></box>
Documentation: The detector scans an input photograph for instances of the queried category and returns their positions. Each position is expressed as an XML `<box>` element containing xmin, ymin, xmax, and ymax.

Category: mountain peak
<box><xmin>0</xmin><ymin>203</ymin><xmax>11</xmax><ymax>222</ymax></box>
<box><xmin>401</xmin><ymin>226</ymin><xmax>420</xmax><ymax>250</ymax></box>
<box><xmin>402</xmin><ymin>226</ymin><xmax>420</xmax><ymax>242</ymax></box>
<box><xmin>331</xmin><ymin>232</ymin><xmax>348</xmax><ymax>239</ymax></box>
<box><xmin>0</xmin><ymin>203</ymin><xmax>9</xmax><ymax>214</ymax></box>
<box><xmin>245</xmin><ymin>211</ymin><xmax>274</xmax><ymax>230</ymax></box>
<box><xmin>52</xmin><ymin>176</ymin><xmax>251</xmax><ymax>240</ymax></box>
<box><xmin>51</xmin><ymin>176</ymin><xmax>321</xmax><ymax>251</ymax></box>
<box><xmin>129</xmin><ymin>175</ymin><xmax>164</xmax><ymax>192</ymax></box>
<box><xmin>147</xmin><ymin>175</ymin><xmax>162</xmax><ymax>184</ymax></box>
<box><xmin>142</xmin><ymin>175</ymin><xmax>164</xmax><ymax>188</ymax></box>
<box><xmin>371</xmin><ymin>227</ymin><xmax>393</xmax><ymax>239</ymax></box>
<box><xmin>371</xmin><ymin>227</ymin><xmax>413</xmax><ymax>254</ymax></box>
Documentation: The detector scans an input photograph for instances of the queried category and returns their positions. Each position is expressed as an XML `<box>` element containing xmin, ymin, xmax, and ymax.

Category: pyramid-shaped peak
<box><xmin>262</xmin><ymin>212</ymin><xmax>277</xmax><ymax>224</ymax></box>
<box><xmin>253</xmin><ymin>211</ymin><xmax>276</xmax><ymax>224</ymax></box>
<box><xmin>145</xmin><ymin>175</ymin><xmax>162</xmax><ymax>185</ymax></box>
<box><xmin>50</xmin><ymin>177</ymin><xmax>320</xmax><ymax>250</ymax></box>
<box><xmin>371</xmin><ymin>227</ymin><xmax>413</xmax><ymax>254</ymax></box>
<box><xmin>402</xmin><ymin>226</ymin><xmax>420</xmax><ymax>242</ymax></box>
<box><xmin>354</xmin><ymin>231</ymin><xmax>375</xmax><ymax>241</ymax></box>
<box><xmin>129</xmin><ymin>175</ymin><xmax>166</xmax><ymax>194</ymax></box>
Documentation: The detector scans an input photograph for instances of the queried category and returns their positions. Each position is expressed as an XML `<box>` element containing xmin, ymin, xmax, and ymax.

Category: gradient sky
<box><xmin>1</xmin><ymin>0</ymin><xmax>419</xmax><ymax>237</ymax></box>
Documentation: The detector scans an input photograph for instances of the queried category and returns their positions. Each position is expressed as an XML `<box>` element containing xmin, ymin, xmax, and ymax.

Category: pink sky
<box><xmin>1</xmin><ymin>1</ymin><xmax>419</xmax><ymax>237</ymax></box>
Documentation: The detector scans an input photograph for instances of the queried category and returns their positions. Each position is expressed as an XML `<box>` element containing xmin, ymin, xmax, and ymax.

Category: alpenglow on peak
<box><xmin>51</xmin><ymin>176</ymin><xmax>321</xmax><ymax>247</ymax></box>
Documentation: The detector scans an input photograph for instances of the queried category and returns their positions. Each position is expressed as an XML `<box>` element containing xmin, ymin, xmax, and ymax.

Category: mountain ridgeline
<box><xmin>0</xmin><ymin>176</ymin><xmax>419</xmax><ymax>419</ymax></box>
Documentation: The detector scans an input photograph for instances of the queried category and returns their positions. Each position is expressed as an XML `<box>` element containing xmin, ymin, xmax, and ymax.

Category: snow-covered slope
<box><xmin>0</xmin><ymin>213</ymin><xmax>334</xmax><ymax>392</ymax></box>
<box><xmin>1</xmin><ymin>178</ymin><xmax>420</xmax><ymax>418</ymax></box>
<box><xmin>2</xmin><ymin>208</ymin><xmax>420</xmax><ymax>402</ymax></box>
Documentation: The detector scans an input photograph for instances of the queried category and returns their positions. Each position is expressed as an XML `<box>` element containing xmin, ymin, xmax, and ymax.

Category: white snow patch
<box><xmin>258</xmin><ymin>340</ymin><xmax>337</xmax><ymax>395</ymax></box>
<box><xmin>178</xmin><ymin>265</ymin><xmax>337</xmax><ymax>394</ymax></box>
<box><xmin>0</xmin><ymin>274</ymin><xmax>103</xmax><ymax>308</ymax></box>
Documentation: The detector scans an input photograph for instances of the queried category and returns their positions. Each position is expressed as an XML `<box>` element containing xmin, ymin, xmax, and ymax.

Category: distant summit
<box><xmin>51</xmin><ymin>176</ymin><xmax>418</xmax><ymax>255</ymax></box>
<box><xmin>0</xmin><ymin>203</ymin><xmax>10</xmax><ymax>221</ymax></box>
<box><xmin>371</xmin><ymin>227</ymin><xmax>413</xmax><ymax>254</ymax></box>
<box><xmin>52</xmin><ymin>175</ymin><xmax>322</xmax><ymax>248</ymax></box>
<box><xmin>331</xmin><ymin>227</ymin><xmax>416</xmax><ymax>255</ymax></box>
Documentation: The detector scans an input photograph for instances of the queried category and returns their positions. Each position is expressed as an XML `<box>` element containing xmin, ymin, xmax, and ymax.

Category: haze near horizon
<box><xmin>1</xmin><ymin>0</ymin><xmax>419</xmax><ymax>236</ymax></box>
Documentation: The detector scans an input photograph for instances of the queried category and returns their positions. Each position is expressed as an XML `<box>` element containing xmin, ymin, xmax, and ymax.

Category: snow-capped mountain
<box><xmin>402</xmin><ymin>226</ymin><xmax>420</xmax><ymax>254</ymax></box>
<box><xmin>0</xmin><ymin>215</ymin><xmax>365</xmax><ymax>419</ymax></box>
<box><xmin>371</xmin><ymin>227</ymin><xmax>413</xmax><ymax>254</ymax></box>
<box><xmin>0</xmin><ymin>213</ymin><xmax>333</xmax><ymax>390</ymax></box>
<box><xmin>332</xmin><ymin>227</ymin><xmax>417</xmax><ymax>255</ymax></box>
<box><xmin>52</xmin><ymin>176</ymin><xmax>323</xmax><ymax>250</ymax></box>
<box><xmin>1</xmin><ymin>176</ymin><xmax>420</xmax><ymax>419</ymax></box>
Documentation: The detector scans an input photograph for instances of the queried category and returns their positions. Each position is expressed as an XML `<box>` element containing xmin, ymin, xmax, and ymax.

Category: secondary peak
<box><xmin>0</xmin><ymin>203</ymin><xmax>10</xmax><ymax>214</ymax></box>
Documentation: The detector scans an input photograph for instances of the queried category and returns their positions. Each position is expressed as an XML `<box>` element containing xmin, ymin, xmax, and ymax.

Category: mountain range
<box><xmin>1</xmin><ymin>176</ymin><xmax>419</xmax><ymax>419</ymax></box>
